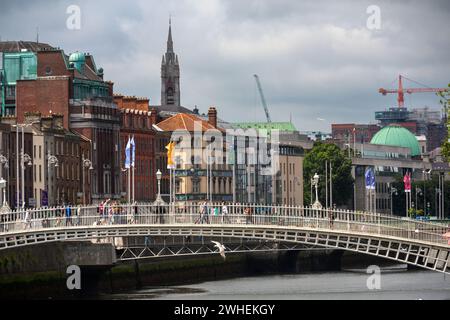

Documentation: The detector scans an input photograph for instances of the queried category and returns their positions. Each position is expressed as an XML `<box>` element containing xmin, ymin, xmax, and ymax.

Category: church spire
<box><xmin>161</xmin><ymin>18</ymin><xmax>180</xmax><ymax>106</ymax></box>
<box><xmin>167</xmin><ymin>17</ymin><xmax>173</xmax><ymax>53</ymax></box>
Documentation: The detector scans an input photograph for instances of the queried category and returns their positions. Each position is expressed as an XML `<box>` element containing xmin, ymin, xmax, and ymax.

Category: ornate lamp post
<box><xmin>82</xmin><ymin>155</ymin><xmax>93</xmax><ymax>205</ymax></box>
<box><xmin>311</xmin><ymin>172</ymin><xmax>322</xmax><ymax>209</ymax></box>
<box><xmin>0</xmin><ymin>155</ymin><xmax>9</xmax><ymax>209</ymax></box>
<box><xmin>154</xmin><ymin>169</ymin><xmax>165</xmax><ymax>204</ymax></box>
<box><xmin>21</xmin><ymin>153</ymin><xmax>32</xmax><ymax>208</ymax></box>
<box><xmin>47</xmin><ymin>152</ymin><xmax>59</xmax><ymax>206</ymax></box>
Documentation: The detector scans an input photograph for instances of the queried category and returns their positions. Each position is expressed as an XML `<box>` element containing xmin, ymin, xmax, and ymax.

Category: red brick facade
<box><xmin>115</xmin><ymin>95</ymin><xmax>157</xmax><ymax>201</ymax></box>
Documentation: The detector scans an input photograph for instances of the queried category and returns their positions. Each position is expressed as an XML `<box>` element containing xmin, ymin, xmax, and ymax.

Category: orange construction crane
<box><xmin>379</xmin><ymin>75</ymin><xmax>448</xmax><ymax>108</ymax></box>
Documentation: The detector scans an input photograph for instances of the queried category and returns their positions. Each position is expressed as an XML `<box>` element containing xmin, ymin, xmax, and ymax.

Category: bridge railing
<box><xmin>0</xmin><ymin>202</ymin><xmax>448</xmax><ymax>246</ymax></box>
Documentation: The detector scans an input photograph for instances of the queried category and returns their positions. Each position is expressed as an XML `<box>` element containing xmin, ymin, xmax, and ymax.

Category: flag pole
<box><xmin>132</xmin><ymin>135</ymin><xmax>135</xmax><ymax>203</ymax></box>
<box><xmin>127</xmin><ymin>135</ymin><xmax>131</xmax><ymax>204</ymax></box>
<box><xmin>325</xmin><ymin>160</ymin><xmax>328</xmax><ymax>209</ymax></box>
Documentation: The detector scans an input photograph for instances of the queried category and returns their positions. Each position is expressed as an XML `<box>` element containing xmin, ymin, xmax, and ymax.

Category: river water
<box><xmin>104</xmin><ymin>265</ymin><xmax>450</xmax><ymax>300</ymax></box>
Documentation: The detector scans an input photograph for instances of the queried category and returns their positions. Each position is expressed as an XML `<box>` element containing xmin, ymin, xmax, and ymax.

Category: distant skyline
<box><xmin>1</xmin><ymin>0</ymin><xmax>449</xmax><ymax>132</ymax></box>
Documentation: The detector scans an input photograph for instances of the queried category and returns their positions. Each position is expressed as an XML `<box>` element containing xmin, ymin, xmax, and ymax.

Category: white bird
<box><xmin>211</xmin><ymin>240</ymin><xmax>226</xmax><ymax>260</ymax></box>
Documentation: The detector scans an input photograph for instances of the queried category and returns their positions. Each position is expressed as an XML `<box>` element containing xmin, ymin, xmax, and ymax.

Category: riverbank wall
<box><xmin>0</xmin><ymin>241</ymin><xmax>397</xmax><ymax>299</ymax></box>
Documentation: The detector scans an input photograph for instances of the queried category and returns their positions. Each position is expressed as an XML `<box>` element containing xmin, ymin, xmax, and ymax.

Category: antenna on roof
<box><xmin>36</xmin><ymin>26</ymin><xmax>39</xmax><ymax>43</ymax></box>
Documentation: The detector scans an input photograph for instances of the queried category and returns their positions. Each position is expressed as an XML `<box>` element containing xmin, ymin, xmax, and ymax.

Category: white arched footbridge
<box><xmin>0</xmin><ymin>203</ymin><xmax>449</xmax><ymax>274</ymax></box>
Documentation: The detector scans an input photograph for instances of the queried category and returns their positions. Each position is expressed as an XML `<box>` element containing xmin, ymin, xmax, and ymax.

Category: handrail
<box><xmin>0</xmin><ymin>202</ymin><xmax>449</xmax><ymax>247</ymax></box>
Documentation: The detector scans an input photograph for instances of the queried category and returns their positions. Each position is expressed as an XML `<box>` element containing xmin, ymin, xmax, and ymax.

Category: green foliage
<box><xmin>390</xmin><ymin>175</ymin><xmax>450</xmax><ymax>217</ymax></box>
<box><xmin>303</xmin><ymin>142</ymin><xmax>354</xmax><ymax>207</ymax></box>
<box><xmin>438</xmin><ymin>84</ymin><xmax>450</xmax><ymax>162</ymax></box>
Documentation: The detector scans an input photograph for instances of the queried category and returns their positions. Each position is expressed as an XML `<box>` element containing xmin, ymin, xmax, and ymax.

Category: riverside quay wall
<box><xmin>0</xmin><ymin>240</ymin><xmax>392</xmax><ymax>299</ymax></box>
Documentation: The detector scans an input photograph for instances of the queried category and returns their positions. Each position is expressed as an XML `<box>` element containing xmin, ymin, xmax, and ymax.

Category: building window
<box><xmin>192</xmin><ymin>178</ymin><xmax>200</xmax><ymax>194</ymax></box>
<box><xmin>175</xmin><ymin>179</ymin><xmax>181</xmax><ymax>194</ymax></box>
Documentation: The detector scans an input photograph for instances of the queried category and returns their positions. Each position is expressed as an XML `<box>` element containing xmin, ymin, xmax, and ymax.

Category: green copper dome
<box><xmin>68</xmin><ymin>52</ymin><xmax>85</xmax><ymax>71</ymax></box>
<box><xmin>370</xmin><ymin>125</ymin><xmax>420</xmax><ymax>156</ymax></box>
<box><xmin>69</xmin><ymin>52</ymin><xmax>85</xmax><ymax>63</ymax></box>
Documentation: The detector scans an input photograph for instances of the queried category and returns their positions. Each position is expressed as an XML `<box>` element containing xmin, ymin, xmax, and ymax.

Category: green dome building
<box><xmin>68</xmin><ymin>52</ymin><xmax>85</xmax><ymax>71</ymax></box>
<box><xmin>370</xmin><ymin>125</ymin><xmax>421</xmax><ymax>157</ymax></box>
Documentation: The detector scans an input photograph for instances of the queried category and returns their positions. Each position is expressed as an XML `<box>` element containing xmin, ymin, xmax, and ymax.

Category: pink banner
<box><xmin>403</xmin><ymin>172</ymin><xmax>411</xmax><ymax>192</ymax></box>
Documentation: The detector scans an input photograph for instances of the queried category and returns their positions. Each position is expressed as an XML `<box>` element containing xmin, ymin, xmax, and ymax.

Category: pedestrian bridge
<box><xmin>0</xmin><ymin>203</ymin><xmax>449</xmax><ymax>274</ymax></box>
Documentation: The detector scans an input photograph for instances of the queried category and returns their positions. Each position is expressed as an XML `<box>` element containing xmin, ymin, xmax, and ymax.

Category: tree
<box><xmin>303</xmin><ymin>142</ymin><xmax>354</xmax><ymax>207</ymax></box>
<box><xmin>438</xmin><ymin>84</ymin><xmax>450</xmax><ymax>161</ymax></box>
<box><xmin>390</xmin><ymin>175</ymin><xmax>450</xmax><ymax>218</ymax></box>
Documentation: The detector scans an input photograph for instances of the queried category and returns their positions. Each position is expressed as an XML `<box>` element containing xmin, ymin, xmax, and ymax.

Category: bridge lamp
<box><xmin>156</xmin><ymin>169</ymin><xmax>162</xmax><ymax>199</ymax></box>
<box><xmin>0</xmin><ymin>178</ymin><xmax>7</xmax><ymax>207</ymax></box>
<box><xmin>156</xmin><ymin>169</ymin><xmax>162</xmax><ymax>181</ymax></box>
<box><xmin>312</xmin><ymin>173</ymin><xmax>322</xmax><ymax>209</ymax></box>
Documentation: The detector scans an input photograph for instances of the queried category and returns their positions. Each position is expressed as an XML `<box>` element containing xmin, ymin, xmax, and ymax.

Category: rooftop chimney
<box><xmin>208</xmin><ymin>106</ymin><xmax>217</xmax><ymax>128</ymax></box>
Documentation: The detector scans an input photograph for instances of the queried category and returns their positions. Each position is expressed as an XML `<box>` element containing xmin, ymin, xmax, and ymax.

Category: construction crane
<box><xmin>379</xmin><ymin>74</ymin><xmax>448</xmax><ymax>108</ymax></box>
<box><xmin>253</xmin><ymin>74</ymin><xmax>272</xmax><ymax>123</ymax></box>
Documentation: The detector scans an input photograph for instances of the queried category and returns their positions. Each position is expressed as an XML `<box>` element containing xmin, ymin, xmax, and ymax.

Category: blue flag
<box><xmin>131</xmin><ymin>136</ymin><xmax>135</xmax><ymax>167</ymax></box>
<box><xmin>365</xmin><ymin>167</ymin><xmax>375</xmax><ymax>190</ymax></box>
<box><xmin>125</xmin><ymin>137</ymin><xmax>131</xmax><ymax>169</ymax></box>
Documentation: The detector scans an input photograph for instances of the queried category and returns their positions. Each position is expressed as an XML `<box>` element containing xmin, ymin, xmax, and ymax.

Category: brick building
<box><xmin>114</xmin><ymin>95</ymin><xmax>157</xmax><ymax>202</ymax></box>
<box><xmin>0</xmin><ymin>118</ymin><xmax>34</xmax><ymax>208</ymax></box>
<box><xmin>331</xmin><ymin>123</ymin><xmax>380</xmax><ymax>146</ymax></box>
<box><xmin>0</xmin><ymin>42</ymin><xmax>121</xmax><ymax>203</ymax></box>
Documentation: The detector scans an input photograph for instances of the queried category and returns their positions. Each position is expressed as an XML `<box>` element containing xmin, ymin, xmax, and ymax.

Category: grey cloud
<box><xmin>0</xmin><ymin>0</ymin><xmax>448</xmax><ymax>131</ymax></box>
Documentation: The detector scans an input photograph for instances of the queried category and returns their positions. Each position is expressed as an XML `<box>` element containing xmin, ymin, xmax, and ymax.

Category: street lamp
<box><xmin>311</xmin><ymin>173</ymin><xmax>322</xmax><ymax>209</ymax></box>
<box><xmin>13</xmin><ymin>121</ymin><xmax>38</xmax><ymax>209</ymax></box>
<box><xmin>82</xmin><ymin>155</ymin><xmax>93</xmax><ymax>205</ymax></box>
<box><xmin>47</xmin><ymin>152</ymin><xmax>59</xmax><ymax>206</ymax></box>
<box><xmin>20</xmin><ymin>152</ymin><xmax>32</xmax><ymax>208</ymax></box>
<box><xmin>415</xmin><ymin>187</ymin><xmax>422</xmax><ymax>211</ymax></box>
<box><xmin>389</xmin><ymin>186</ymin><xmax>398</xmax><ymax>215</ymax></box>
<box><xmin>0</xmin><ymin>155</ymin><xmax>9</xmax><ymax>208</ymax></box>
<box><xmin>154</xmin><ymin>169</ymin><xmax>164</xmax><ymax>204</ymax></box>
<box><xmin>435</xmin><ymin>188</ymin><xmax>442</xmax><ymax>219</ymax></box>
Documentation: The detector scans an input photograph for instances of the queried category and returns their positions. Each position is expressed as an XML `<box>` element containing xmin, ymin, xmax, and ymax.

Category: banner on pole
<box><xmin>403</xmin><ymin>172</ymin><xmax>411</xmax><ymax>192</ymax></box>
<box><xmin>125</xmin><ymin>137</ymin><xmax>131</xmax><ymax>169</ymax></box>
<box><xmin>166</xmin><ymin>141</ymin><xmax>175</xmax><ymax>169</ymax></box>
<box><xmin>365</xmin><ymin>167</ymin><xmax>375</xmax><ymax>190</ymax></box>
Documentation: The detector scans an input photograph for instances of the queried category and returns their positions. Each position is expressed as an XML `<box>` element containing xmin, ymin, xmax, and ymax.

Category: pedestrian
<box><xmin>108</xmin><ymin>205</ymin><xmax>114</xmax><ymax>225</ymax></box>
<box><xmin>24</xmin><ymin>210</ymin><xmax>31</xmax><ymax>230</ymax></box>
<box><xmin>329</xmin><ymin>209</ymin><xmax>335</xmax><ymax>229</ymax></box>
<box><xmin>245</xmin><ymin>207</ymin><xmax>251</xmax><ymax>225</ymax></box>
<box><xmin>65</xmin><ymin>204</ymin><xmax>72</xmax><ymax>226</ymax></box>
<box><xmin>222</xmin><ymin>202</ymin><xmax>230</xmax><ymax>224</ymax></box>
<box><xmin>76</xmin><ymin>205</ymin><xmax>81</xmax><ymax>226</ymax></box>
<box><xmin>134</xmin><ymin>201</ymin><xmax>138</xmax><ymax>224</ymax></box>
<box><xmin>98</xmin><ymin>201</ymin><xmax>104</xmax><ymax>219</ymax></box>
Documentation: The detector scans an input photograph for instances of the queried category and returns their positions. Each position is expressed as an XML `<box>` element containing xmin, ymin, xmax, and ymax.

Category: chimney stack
<box><xmin>150</xmin><ymin>107</ymin><xmax>158</xmax><ymax>125</ymax></box>
<box><xmin>208</xmin><ymin>106</ymin><xmax>217</xmax><ymax>128</ymax></box>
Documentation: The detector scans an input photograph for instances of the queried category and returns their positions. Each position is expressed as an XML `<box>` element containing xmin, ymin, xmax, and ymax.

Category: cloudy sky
<box><xmin>1</xmin><ymin>0</ymin><xmax>449</xmax><ymax>131</ymax></box>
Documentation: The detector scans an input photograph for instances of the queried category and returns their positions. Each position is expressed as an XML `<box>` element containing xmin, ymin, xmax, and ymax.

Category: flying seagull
<box><xmin>211</xmin><ymin>241</ymin><xmax>226</xmax><ymax>260</ymax></box>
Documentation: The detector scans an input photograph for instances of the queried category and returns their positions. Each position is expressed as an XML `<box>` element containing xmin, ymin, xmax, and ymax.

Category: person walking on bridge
<box><xmin>328</xmin><ymin>209</ymin><xmax>335</xmax><ymax>229</ymax></box>
<box><xmin>198</xmin><ymin>202</ymin><xmax>209</xmax><ymax>224</ymax></box>
<box><xmin>222</xmin><ymin>202</ymin><xmax>230</xmax><ymax>224</ymax></box>
<box><xmin>24</xmin><ymin>210</ymin><xmax>31</xmax><ymax>230</ymax></box>
<box><xmin>65</xmin><ymin>204</ymin><xmax>73</xmax><ymax>226</ymax></box>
